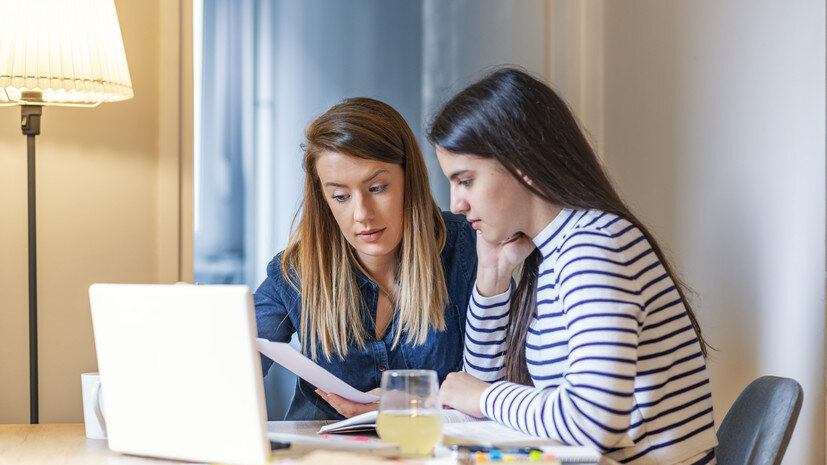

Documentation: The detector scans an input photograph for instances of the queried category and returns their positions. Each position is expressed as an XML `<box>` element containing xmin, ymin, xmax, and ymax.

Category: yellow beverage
<box><xmin>376</xmin><ymin>410</ymin><xmax>443</xmax><ymax>456</ymax></box>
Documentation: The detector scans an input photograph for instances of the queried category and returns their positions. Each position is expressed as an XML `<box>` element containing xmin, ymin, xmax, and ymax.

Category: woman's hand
<box><xmin>475</xmin><ymin>231</ymin><xmax>536</xmax><ymax>296</ymax></box>
<box><xmin>439</xmin><ymin>371</ymin><xmax>490</xmax><ymax>418</ymax></box>
<box><xmin>316</xmin><ymin>388</ymin><xmax>381</xmax><ymax>418</ymax></box>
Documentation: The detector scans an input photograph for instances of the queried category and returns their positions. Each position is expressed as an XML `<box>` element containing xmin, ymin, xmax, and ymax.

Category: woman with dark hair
<box><xmin>255</xmin><ymin>97</ymin><xmax>476</xmax><ymax>420</ymax></box>
<box><xmin>431</xmin><ymin>69</ymin><xmax>717</xmax><ymax>465</ymax></box>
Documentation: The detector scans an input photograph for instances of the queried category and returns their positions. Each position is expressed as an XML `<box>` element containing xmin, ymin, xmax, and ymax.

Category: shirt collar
<box><xmin>532</xmin><ymin>208</ymin><xmax>578</xmax><ymax>257</ymax></box>
<box><xmin>353</xmin><ymin>266</ymin><xmax>376</xmax><ymax>290</ymax></box>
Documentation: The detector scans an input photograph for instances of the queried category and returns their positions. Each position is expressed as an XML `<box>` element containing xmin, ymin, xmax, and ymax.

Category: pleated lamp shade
<box><xmin>0</xmin><ymin>0</ymin><xmax>133</xmax><ymax>106</ymax></box>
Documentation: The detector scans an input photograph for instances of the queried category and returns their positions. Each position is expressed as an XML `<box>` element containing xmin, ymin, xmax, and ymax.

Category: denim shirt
<box><xmin>254</xmin><ymin>211</ymin><xmax>477</xmax><ymax>420</ymax></box>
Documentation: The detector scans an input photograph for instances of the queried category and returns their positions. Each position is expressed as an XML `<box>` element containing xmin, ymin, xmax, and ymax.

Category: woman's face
<box><xmin>436</xmin><ymin>146</ymin><xmax>531</xmax><ymax>243</ymax></box>
<box><xmin>315</xmin><ymin>151</ymin><xmax>405</xmax><ymax>265</ymax></box>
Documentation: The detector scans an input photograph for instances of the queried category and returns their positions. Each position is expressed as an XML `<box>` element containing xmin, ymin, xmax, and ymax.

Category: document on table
<box><xmin>256</xmin><ymin>338</ymin><xmax>379</xmax><ymax>404</ymax></box>
<box><xmin>442</xmin><ymin>420</ymin><xmax>561</xmax><ymax>447</ymax></box>
<box><xmin>443</xmin><ymin>421</ymin><xmax>601</xmax><ymax>462</ymax></box>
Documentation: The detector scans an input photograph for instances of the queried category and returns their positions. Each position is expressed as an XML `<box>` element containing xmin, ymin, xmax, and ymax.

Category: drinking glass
<box><xmin>376</xmin><ymin>369</ymin><xmax>442</xmax><ymax>457</ymax></box>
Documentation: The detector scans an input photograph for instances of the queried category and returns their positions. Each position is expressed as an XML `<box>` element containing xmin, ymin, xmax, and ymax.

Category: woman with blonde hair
<box><xmin>254</xmin><ymin>97</ymin><xmax>476</xmax><ymax>420</ymax></box>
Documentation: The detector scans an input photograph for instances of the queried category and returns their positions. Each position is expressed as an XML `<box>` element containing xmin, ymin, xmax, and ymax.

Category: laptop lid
<box><xmin>89</xmin><ymin>283</ymin><xmax>270</xmax><ymax>465</ymax></box>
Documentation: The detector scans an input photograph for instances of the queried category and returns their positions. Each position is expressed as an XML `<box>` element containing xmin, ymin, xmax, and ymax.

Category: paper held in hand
<box><xmin>256</xmin><ymin>338</ymin><xmax>379</xmax><ymax>404</ymax></box>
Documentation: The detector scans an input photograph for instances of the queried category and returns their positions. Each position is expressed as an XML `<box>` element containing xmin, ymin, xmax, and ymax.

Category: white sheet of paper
<box><xmin>442</xmin><ymin>421</ymin><xmax>563</xmax><ymax>447</ymax></box>
<box><xmin>256</xmin><ymin>338</ymin><xmax>380</xmax><ymax>404</ymax></box>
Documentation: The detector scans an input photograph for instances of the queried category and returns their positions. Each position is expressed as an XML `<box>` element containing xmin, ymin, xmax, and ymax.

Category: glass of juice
<box><xmin>376</xmin><ymin>369</ymin><xmax>442</xmax><ymax>457</ymax></box>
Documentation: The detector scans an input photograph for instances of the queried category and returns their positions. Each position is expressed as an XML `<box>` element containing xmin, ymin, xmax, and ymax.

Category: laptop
<box><xmin>88</xmin><ymin>283</ymin><xmax>271</xmax><ymax>465</ymax></box>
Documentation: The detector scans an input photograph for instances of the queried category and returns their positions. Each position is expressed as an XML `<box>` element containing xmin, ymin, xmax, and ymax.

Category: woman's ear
<box><xmin>515</xmin><ymin>168</ymin><xmax>535</xmax><ymax>187</ymax></box>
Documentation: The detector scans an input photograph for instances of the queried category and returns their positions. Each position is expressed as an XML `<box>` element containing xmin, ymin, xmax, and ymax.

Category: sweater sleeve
<box><xmin>479</xmin><ymin>244</ymin><xmax>641</xmax><ymax>452</ymax></box>
<box><xmin>462</xmin><ymin>283</ymin><xmax>512</xmax><ymax>382</ymax></box>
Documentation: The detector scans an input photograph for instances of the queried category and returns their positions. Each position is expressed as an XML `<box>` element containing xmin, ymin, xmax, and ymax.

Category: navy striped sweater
<box><xmin>465</xmin><ymin>209</ymin><xmax>718</xmax><ymax>465</ymax></box>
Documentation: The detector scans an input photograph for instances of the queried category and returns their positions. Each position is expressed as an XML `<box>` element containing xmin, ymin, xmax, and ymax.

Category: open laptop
<box><xmin>88</xmin><ymin>283</ymin><xmax>272</xmax><ymax>465</ymax></box>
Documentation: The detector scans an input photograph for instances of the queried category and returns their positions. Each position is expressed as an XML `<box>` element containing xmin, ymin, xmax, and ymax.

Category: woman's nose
<box><xmin>450</xmin><ymin>191</ymin><xmax>469</xmax><ymax>215</ymax></box>
<box><xmin>353</xmin><ymin>195</ymin><xmax>374</xmax><ymax>223</ymax></box>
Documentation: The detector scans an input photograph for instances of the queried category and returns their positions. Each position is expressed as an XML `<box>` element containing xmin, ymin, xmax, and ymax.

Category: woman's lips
<box><xmin>470</xmin><ymin>220</ymin><xmax>481</xmax><ymax>230</ymax></box>
<box><xmin>358</xmin><ymin>228</ymin><xmax>386</xmax><ymax>243</ymax></box>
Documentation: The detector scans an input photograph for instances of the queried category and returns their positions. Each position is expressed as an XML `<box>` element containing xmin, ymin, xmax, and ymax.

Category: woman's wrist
<box><xmin>475</xmin><ymin>268</ymin><xmax>512</xmax><ymax>297</ymax></box>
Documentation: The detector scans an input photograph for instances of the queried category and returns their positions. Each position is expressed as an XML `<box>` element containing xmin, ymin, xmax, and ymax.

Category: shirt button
<box><xmin>378</xmin><ymin>365</ymin><xmax>386</xmax><ymax>372</ymax></box>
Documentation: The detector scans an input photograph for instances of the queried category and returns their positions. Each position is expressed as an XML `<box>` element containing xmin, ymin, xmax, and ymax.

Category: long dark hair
<box><xmin>428</xmin><ymin>68</ymin><xmax>709</xmax><ymax>385</ymax></box>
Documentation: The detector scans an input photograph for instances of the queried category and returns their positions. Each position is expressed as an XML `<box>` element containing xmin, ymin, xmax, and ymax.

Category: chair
<box><xmin>716</xmin><ymin>376</ymin><xmax>803</xmax><ymax>465</ymax></box>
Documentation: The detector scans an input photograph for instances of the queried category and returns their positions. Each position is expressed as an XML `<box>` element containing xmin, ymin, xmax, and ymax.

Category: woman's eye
<box><xmin>369</xmin><ymin>184</ymin><xmax>388</xmax><ymax>194</ymax></box>
<box><xmin>332</xmin><ymin>194</ymin><xmax>349</xmax><ymax>203</ymax></box>
<box><xmin>459</xmin><ymin>179</ymin><xmax>472</xmax><ymax>187</ymax></box>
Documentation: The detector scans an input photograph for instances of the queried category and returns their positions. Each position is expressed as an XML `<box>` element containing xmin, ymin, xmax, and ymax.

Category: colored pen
<box><xmin>451</xmin><ymin>445</ymin><xmax>542</xmax><ymax>454</ymax></box>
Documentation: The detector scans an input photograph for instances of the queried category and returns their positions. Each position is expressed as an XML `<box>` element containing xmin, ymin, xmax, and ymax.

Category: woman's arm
<box><xmin>463</xmin><ymin>284</ymin><xmax>512</xmax><ymax>381</ymax></box>
<box><xmin>253</xmin><ymin>266</ymin><xmax>297</xmax><ymax>375</ymax></box>
<box><xmin>463</xmin><ymin>230</ymin><xmax>534</xmax><ymax>381</ymax></box>
<box><xmin>479</xmin><ymin>305</ymin><xmax>639</xmax><ymax>451</ymax></box>
<box><xmin>480</xmin><ymin>243</ymin><xmax>642</xmax><ymax>451</ymax></box>
<box><xmin>444</xmin><ymin>238</ymin><xmax>643</xmax><ymax>452</ymax></box>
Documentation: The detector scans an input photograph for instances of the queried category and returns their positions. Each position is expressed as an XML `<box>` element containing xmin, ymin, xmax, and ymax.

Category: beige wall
<box><xmin>0</xmin><ymin>0</ymin><xmax>189</xmax><ymax>423</ymax></box>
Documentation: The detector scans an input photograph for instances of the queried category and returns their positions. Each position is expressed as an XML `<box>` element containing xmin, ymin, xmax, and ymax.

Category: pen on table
<box><xmin>450</xmin><ymin>445</ymin><xmax>542</xmax><ymax>454</ymax></box>
<box><xmin>319</xmin><ymin>434</ymin><xmax>373</xmax><ymax>442</ymax></box>
<box><xmin>451</xmin><ymin>447</ymin><xmax>556</xmax><ymax>464</ymax></box>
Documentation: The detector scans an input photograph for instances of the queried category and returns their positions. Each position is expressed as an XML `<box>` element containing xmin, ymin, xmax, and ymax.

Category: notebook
<box><xmin>320</xmin><ymin>408</ymin><xmax>478</xmax><ymax>434</ymax></box>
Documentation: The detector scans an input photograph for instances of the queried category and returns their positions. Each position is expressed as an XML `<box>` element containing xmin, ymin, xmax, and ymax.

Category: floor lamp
<box><xmin>0</xmin><ymin>0</ymin><xmax>134</xmax><ymax>424</ymax></box>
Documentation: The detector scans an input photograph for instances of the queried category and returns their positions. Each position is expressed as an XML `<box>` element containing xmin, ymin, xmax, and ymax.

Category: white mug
<box><xmin>81</xmin><ymin>372</ymin><xmax>107</xmax><ymax>439</ymax></box>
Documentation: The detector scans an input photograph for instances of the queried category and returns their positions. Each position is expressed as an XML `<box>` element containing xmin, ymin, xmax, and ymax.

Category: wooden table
<box><xmin>0</xmin><ymin>423</ymin><xmax>609</xmax><ymax>465</ymax></box>
<box><xmin>0</xmin><ymin>422</ymin><xmax>332</xmax><ymax>465</ymax></box>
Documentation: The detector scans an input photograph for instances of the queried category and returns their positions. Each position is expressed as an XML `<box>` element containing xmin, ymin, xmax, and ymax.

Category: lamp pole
<box><xmin>21</xmin><ymin>92</ymin><xmax>42</xmax><ymax>424</ymax></box>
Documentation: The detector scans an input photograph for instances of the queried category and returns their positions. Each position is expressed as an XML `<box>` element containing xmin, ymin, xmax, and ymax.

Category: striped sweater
<box><xmin>465</xmin><ymin>209</ymin><xmax>718</xmax><ymax>465</ymax></box>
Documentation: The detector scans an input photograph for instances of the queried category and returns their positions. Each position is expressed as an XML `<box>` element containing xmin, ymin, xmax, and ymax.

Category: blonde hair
<box><xmin>283</xmin><ymin>97</ymin><xmax>448</xmax><ymax>361</ymax></box>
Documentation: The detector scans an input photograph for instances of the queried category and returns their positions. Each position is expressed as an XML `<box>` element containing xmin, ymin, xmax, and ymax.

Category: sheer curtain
<box><xmin>196</xmin><ymin>0</ymin><xmax>548</xmax><ymax>420</ymax></box>
<box><xmin>195</xmin><ymin>0</ymin><xmax>254</xmax><ymax>285</ymax></box>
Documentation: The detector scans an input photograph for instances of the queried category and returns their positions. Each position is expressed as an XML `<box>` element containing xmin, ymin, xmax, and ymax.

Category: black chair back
<box><xmin>716</xmin><ymin>376</ymin><xmax>803</xmax><ymax>465</ymax></box>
